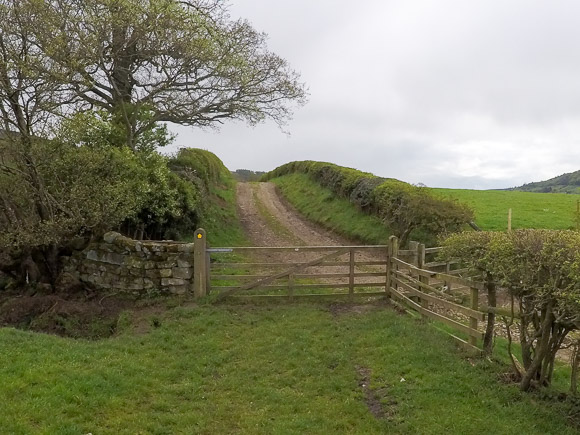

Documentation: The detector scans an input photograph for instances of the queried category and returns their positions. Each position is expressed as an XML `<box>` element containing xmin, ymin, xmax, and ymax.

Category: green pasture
<box><xmin>433</xmin><ymin>188</ymin><xmax>579</xmax><ymax>231</ymax></box>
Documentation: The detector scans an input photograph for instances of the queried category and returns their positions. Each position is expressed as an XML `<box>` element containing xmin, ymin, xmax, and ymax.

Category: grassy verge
<box><xmin>198</xmin><ymin>177</ymin><xmax>248</xmax><ymax>248</ymax></box>
<box><xmin>1</xmin><ymin>302</ymin><xmax>578</xmax><ymax>434</ymax></box>
<box><xmin>432</xmin><ymin>188</ymin><xmax>578</xmax><ymax>231</ymax></box>
<box><xmin>272</xmin><ymin>173</ymin><xmax>391</xmax><ymax>244</ymax></box>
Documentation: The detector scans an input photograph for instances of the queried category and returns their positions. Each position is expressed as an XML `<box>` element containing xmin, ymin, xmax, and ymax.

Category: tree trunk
<box><xmin>520</xmin><ymin>304</ymin><xmax>554</xmax><ymax>391</ymax></box>
<box><xmin>483</xmin><ymin>273</ymin><xmax>496</xmax><ymax>354</ymax></box>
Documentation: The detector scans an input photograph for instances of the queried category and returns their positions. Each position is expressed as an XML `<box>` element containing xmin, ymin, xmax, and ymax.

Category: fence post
<box><xmin>408</xmin><ymin>241</ymin><xmax>419</xmax><ymax>267</ymax></box>
<box><xmin>193</xmin><ymin>228</ymin><xmax>207</xmax><ymax>299</ymax></box>
<box><xmin>386</xmin><ymin>236</ymin><xmax>399</xmax><ymax>297</ymax></box>
<box><xmin>349</xmin><ymin>248</ymin><xmax>355</xmax><ymax>300</ymax></box>
<box><xmin>288</xmin><ymin>273</ymin><xmax>295</xmax><ymax>301</ymax></box>
<box><xmin>407</xmin><ymin>241</ymin><xmax>420</xmax><ymax>303</ymax></box>
<box><xmin>469</xmin><ymin>286</ymin><xmax>479</xmax><ymax>347</ymax></box>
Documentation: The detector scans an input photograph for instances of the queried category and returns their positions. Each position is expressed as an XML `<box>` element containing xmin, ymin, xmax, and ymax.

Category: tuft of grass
<box><xmin>0</xmin><ymin>303</ymin><xmax>578</xmax><ymax>433</ymax></box>
<box><xmin>272</xmin><ymin>173</ymin><xmax>392</xmax><ymax>244</ymax></box>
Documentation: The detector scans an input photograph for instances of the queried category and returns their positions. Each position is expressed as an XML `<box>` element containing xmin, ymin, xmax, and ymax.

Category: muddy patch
<box><xmin>0</xmin><ymin>291</ymin><xmax>177</xmax><ymax>339</ymax></box>
<box><xmin>356</xmin><ymin>365</ymin><xmax>397</xmax><ymax>420</ymax></box>
<box><xmin>327</xmin><ymin>301</ymin><xmax>387</xmax><ymax>317</ymax></box>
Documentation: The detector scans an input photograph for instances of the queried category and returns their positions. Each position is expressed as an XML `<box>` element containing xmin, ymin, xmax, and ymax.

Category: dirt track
<box><xmin>236</xmin><ymin>182</ymin><xmax>348</xmax><ymax>248</ymax></box>
<box><xmin>233</xmin><ymin>182</ymin><xmax>387</xmax><ymax>288</ymax></box>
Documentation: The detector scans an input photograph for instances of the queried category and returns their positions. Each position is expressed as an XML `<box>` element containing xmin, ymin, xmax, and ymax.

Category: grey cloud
<box><xmin>167</xmin><ymin>0</ymin><xmax>580</xmax><ymax>189</ymax></box>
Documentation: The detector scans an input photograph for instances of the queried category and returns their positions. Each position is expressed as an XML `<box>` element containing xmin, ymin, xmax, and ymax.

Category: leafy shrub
<box><xmin>169</xmin><ymin>148</ymin><xmax>229</xmax><ymax>188</ymax></box>
<box><xmin>441</xmin><ymin>229</ymin><xmax>580</xmax><ymax>391</ymax></box>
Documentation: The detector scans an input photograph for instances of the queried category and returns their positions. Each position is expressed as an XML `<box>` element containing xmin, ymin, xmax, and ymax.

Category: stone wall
<box><xmin>66</xmin><ymin>232</ymin><xmax>196</xmax><ymax>295</ymax></box>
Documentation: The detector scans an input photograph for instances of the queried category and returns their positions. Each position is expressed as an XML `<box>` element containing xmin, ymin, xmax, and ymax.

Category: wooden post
<box><xmin>418</xmin><ymin>244</ymin><xmax>428</xmax><ymax>310</ymax></box>
<box><xmin>386</xmin><ymin>236</ymin><xmax>399</xmax><ymax>297</ymax></box>
<box><xmin>508</xmin><ymin>208</ymin><xmax>512</xmax><ymax>232</ymax></box>
<box><xmin>349</xmin><ymin>249</ymin><xmax>355</xmax><ymax>299</ymax></box>
<box><xmin>288</xmin><ymin>273</ymin><xmax>294</xmax><ymax>300</ymax></box>
<box><xmin>469</xmin><ymin>286</ymin><xmax>479</xmax><ymax>347</ymax></box>
<box><xmin>408</xmin><ymin>241</ymin><xmax>419</xmax><ymax>267</ymax></box>
<box><xmin>407</xmin><ymin>241</ymin><xmax>420</xmax><ymax>303</ymax></box>
<box><xmin>193</xmin><ymin>228</ymin><xmax>207</xmax><ymax>299</ymax></box>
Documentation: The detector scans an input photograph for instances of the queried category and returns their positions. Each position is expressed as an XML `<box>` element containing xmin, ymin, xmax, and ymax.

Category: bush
<box><xmin>441</xmin><ymin>229</ymin><xmax>580</xmax><ymax>391</ymax></box>
<box><xmin>0</xmin><ymin>137</ymin><xmax>152</xmax><ymax>283</ymax></box>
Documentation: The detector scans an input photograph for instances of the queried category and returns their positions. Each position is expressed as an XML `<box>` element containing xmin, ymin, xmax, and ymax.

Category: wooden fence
<box><xmin>192</xmin><ymin>229</ymin><xmax>491</xmax><ymax>351</ymax></box>
<box><xmin>385</xmin><ymin>236</ymin><xmax>486</xmax><ymax>351</ymax></box>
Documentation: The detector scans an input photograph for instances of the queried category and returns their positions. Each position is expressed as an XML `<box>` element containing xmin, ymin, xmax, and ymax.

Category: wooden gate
<box><xmin>206</xmin><ymin>243</ymin><xmax>390</xmax><ymax>301</ymax></box>
<box><xmin>191</xmin><ymin>229</ymin><xmax>489</xmax><ymax>352</ymax></box>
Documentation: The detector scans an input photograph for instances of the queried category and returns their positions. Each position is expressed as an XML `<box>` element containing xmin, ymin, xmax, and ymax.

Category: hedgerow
<box><xmin>263</xmin><ymin>161</ymin><xmax>473</xmax><ymax>246</ymax></box>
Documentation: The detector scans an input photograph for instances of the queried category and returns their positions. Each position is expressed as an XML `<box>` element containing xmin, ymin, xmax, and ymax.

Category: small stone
<box><xmin>169</xmin><ymin>285</ymin><xmax>187</xmax><ymax>295</ymax></box>
<box><xmin>159</xmin><ymin>268</ymin><xmax>172</xmax><ymax>278</ymax></box>
<box><xmin>161</xmin><ymin>278</ymin><xmax>186</xmax><ymax>287</ymax></box>
<box><xmin>86</xmin><ymin>250</ymin><xmax>99</xmax><ymax>261</ymax></box>
<box><xmin>177</xmin><ymin>258</ymin><xmax>192</xmax><ymax>268</ymax></box>
<box><xmin>103</xmin><ymin>231</ymin><xmax>120</xmax><ymax>244</ymax></box>
<box><xmin>178</xmin><ymin>243</ymin><xmax>195</xmax><ymax>253</ymax></box>
<box><xmin>172</xmin><ymin>267</ymin><xmax>192</xmax><ymax>279</ymax></box>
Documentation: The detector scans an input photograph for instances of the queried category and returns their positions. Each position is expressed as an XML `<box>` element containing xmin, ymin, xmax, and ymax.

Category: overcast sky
<box><xmin>168</xmin><ymin>0</ymin><xmax>580</xmax><ymax>190</ymax></box>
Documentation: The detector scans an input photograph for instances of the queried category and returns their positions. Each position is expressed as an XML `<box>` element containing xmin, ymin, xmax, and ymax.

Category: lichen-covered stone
<box><xmin>172</xmin><ymin>267</ymin><xmax>192</xmax><ymax>279</ymax></box>
<box><xmin>169</xmin><ymin>285</ymin><xmax>187</xmax><ymax>295</ymax></box>
<box><xmin>159</xmin><ymin>268</ymin><xmax>172</xmax><ymax>278</ymax></box>
<box><xmin>86</xmin><ymin>250</ymin><xmax>99</xmax><ymax>261</ymax></box>
<box><xmin>177</xmin><ymin>258</ymin><xmax>192</xmax><ymax>268</ymax></box>
<box><xmin>161</xmin><ymin>278</ymin><xmax>186</xmax><ymax>287</ymax></box>
<box><xmin>157</xmin><ymin>260</ymin><xmax>177</xmax><ymax>269</ymax></box>
<box><xmin>178</xmin><ymin>243</ymin><xmax>195</xmax><ymax>253</ymax></box>
<box><xmin>103</xmin><ymin>231</ymin><xmax>120</xmax><ymax>244</ymax></box>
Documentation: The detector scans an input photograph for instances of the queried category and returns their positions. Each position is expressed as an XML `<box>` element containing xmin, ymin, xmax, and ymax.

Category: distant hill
<box><xmin>513</xmin><ymin>170</ymin><xmax>580</xmax><ymax>194</ymax></box>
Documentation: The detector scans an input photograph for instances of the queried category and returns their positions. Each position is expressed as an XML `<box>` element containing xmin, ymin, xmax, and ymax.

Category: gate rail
<box><xmin>209</xmin><ymin>244</ymin><xmax>389</xmax><ymax>300</ymax></box>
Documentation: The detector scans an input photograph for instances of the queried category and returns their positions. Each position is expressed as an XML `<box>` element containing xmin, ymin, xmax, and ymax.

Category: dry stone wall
<box><xmin>66</xmin><ymin>232</ymin><xmax>196</xmax><ymax>295</ymax></box>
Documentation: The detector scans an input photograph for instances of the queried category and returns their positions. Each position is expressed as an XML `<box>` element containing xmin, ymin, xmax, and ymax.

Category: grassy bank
<box><xmin>272</xmin><ymin>173</ymin><xmax>392</xmax><ymax>244</ymax></box>
<box><xmin>1</xmin><ymin>303</ymin><xmax>578</xmax><ymax>434</ymax></box>
<box><xmin>433</xmin><ymin>188</ymin><xmax>578</xmax><ymax>231</ymax></box>
<box><xmin>171</xmin><ymin>148</ymin><xmax>247</xmax><ymax>247</ymax></box>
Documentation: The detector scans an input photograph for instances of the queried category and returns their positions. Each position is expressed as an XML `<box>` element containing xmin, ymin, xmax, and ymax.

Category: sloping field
<box><xmin>433</xmin><ymin>188</ymin><xmax>578</xmax><ymax>231</ymax></box>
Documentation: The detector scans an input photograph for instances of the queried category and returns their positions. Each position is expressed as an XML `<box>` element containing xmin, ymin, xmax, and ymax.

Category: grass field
<box><xmin>2</xmin><ymin>302</ymin><xmax>579</xmax><ymax>434</ymax></box>
<box><xmin>433</xmin><ymin>188</ymin><xmax>579</xmax><ymax>231</ymax></box>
